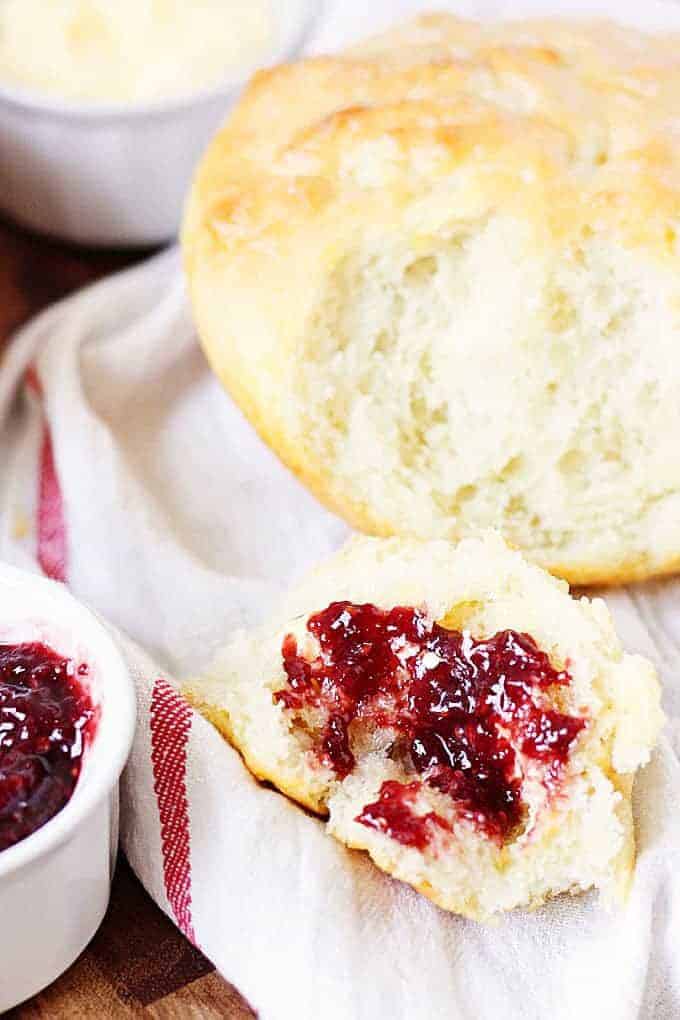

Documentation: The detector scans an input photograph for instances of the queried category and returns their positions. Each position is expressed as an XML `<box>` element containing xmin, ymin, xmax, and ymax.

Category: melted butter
<box><xmin>0</xmin><ymin>0</ymin><xmax>273</xmax><ymax>104</ymax></box>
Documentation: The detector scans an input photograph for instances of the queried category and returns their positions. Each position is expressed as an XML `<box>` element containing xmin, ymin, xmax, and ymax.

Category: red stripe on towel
<box><xmin>37</xmin><ymin>421</ymin><xmax>68</xmax><ymax>583</ymax></box>
<box><xmin>28</xmin><ymin>363</ymin><xmax>67</xmax><ymax>582</ymax></box>
<box><xmin>150</xmin><ymin>677</ymin><xmax>196</xmax><ymax>945</ymax></box>
<box><xmin>25</xmin><ymin>364</ymin><xmax>43</xmax><ymax>397</ymax></box>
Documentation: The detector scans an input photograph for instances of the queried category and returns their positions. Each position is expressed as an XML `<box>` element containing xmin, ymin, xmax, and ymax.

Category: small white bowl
<box><xmin>0</xmin><ymin>0</ymin><xmax>321</xmax><ymax>247</ymax></box>
<box><xmin>0</xmin><ymin>565</ymin><xmax>136</xmax><ymax>1012</ymax></box>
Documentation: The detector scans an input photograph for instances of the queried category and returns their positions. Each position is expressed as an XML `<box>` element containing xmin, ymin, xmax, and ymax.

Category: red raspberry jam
<box><xmin>277</xmin><ymin>603</ymin><xmax>586</xmax><ymax>846</ymax></box>
<box><xmin>0</xmin><ymin>642</ymin><xmax>95</xmax><ymax>852</ymax></box>
<box><xmin>355</xmin><ymin>780</ymin><xmax>449</xmax><ymax>851</ymax></box>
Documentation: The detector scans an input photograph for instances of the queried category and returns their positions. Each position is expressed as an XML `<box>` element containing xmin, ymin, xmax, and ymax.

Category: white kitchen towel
<box><xmin>1</xmin><ymin>1</ymin><xmax>680</xmax><ymax>1017</ymax></box>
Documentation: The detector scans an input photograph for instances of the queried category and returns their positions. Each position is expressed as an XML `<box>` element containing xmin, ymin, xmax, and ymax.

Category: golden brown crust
<box><xmin>182</xmin><ymin>682</ymin><xmax>328</xmax><ymax>815</ymax></box>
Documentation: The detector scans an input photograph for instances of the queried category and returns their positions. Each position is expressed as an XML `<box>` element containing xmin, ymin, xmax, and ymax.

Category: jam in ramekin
<box><xmin>0</xmin><ymin>642</ymin><xmax>95</xmax><ymax>852</ymax></box>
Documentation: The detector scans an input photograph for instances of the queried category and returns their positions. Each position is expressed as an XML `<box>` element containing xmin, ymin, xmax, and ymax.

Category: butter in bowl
<box><xmin>0</xmin><ymin>0</ymin><xmax>320</xmax><ymax>246</ymax></box>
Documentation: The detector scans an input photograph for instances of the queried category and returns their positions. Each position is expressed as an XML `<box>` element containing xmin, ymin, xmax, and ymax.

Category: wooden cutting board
<box><xmin>0</xmin><ymin>216</ymin><xmax>254</xmax><ymax>1019</ymax></box>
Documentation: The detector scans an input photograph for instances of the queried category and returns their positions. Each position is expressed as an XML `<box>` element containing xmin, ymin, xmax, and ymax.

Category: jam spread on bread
<box><xmin>355</xmin><ymin>780</ymin><xmax>449</xmax><ymax>851</ymax></box>
<box><xmin>0</xmin><ymin>643</ymin><xmax>95</xmax><ymax>852</ymax></box>
<box><xmin>278</xmin><ymin>603</ymin><xmax>586</xmax><ymax>845</ymax></box>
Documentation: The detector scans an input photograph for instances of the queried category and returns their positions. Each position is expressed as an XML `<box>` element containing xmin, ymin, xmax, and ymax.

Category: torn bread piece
<box><xmin>183</xmin><ymin>14</ymin><xmax>680</xmax><ymax>585</ymax></box>
<box><xmin>184</xmin><ymin>533</ymin><xmax>663</xmax><ymax>920</ymax></box>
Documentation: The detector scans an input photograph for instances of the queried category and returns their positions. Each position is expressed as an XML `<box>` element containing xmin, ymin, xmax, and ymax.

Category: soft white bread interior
<box><xmin>184</xmin><ymin>533</ymin><xmax>663</xmax><ymax>921</ymax></box>
<box><xmin>183</xmin><ymin>14</ymin><xmax>680</xmax><ymax>586</ymax></box>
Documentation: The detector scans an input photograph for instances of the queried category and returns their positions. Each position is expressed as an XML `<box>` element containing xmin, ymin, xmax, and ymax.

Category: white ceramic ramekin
<box><xmin>0</xmin><ymin>1</ymin><xmax>321</xmax><ymax>247</ymax></box>
<box><xmin>0</xmin><ymin>565</ymin><xmax>136</xmax><ymax>1012</ymax></box>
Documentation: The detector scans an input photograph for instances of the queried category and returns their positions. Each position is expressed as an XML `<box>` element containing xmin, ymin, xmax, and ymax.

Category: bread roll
<box><xmin>183</xmin><ymin>14</ymin><xmax>680</xmax><ymax>585</ymax></box>
<box><xmin>184</xmin><ymin>532</ymin><xmax>662</xmax><ymax>920</ymax></box>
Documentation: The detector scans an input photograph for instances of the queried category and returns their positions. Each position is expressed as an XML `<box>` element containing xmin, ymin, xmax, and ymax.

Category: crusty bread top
<box><xmin>184</xmin><ymin>14</ymin><xmax>680</xmax><ymax>266</ymax></box>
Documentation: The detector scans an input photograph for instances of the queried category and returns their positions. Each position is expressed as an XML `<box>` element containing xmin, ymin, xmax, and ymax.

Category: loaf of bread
<box><xmin>184</xmin><ymin>532</ymin><xmax>662</xmax><ymax>920</ymax></box>
<box><xmin>183</xmin><ymin>14</ymin><xmax>680</xmax><ymax>586</ymax></box>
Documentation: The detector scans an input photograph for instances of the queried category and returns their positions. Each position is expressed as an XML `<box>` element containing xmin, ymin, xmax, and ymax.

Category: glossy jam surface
<box><xmin>0</xmin><ymin>642</ymin><xmax>95</xmax><ymax>852</ymax></box>
<box><xmin>278</xmin><ymin>603</ymin><xmax>586</xmax><ymax>845</ymax></box>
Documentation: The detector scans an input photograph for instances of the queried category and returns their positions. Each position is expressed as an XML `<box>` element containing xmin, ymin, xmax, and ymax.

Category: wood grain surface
<box><xmin>0</xmin><ymin>215</ymin><xmax>255</xmax><ymax>1019</ymax></box>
